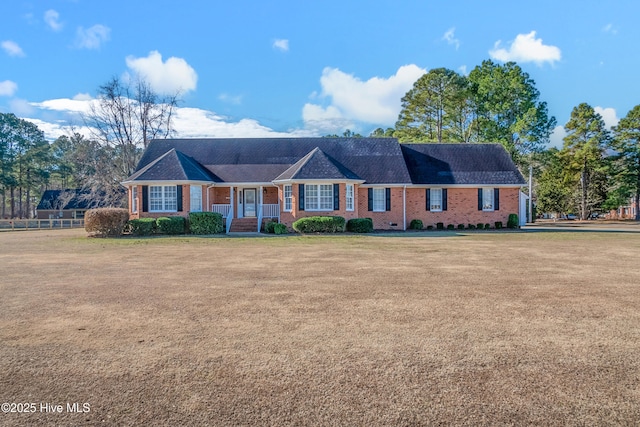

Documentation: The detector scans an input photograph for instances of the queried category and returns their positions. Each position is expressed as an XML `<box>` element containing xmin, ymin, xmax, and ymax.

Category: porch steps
<box><xmin>229</xmin><ymin>217</ymin><xmax>258</xmax><ymax>233</ymax></box>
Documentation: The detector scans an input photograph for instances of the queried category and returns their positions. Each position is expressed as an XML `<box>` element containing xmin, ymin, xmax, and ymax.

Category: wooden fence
<box><xmin>0</xmin><ymin>219</ymin><xmax>85</xmax><ymax>231</ymax></box>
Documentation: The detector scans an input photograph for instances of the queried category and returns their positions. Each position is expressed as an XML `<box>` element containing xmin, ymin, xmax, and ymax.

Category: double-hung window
<box><xmin>190</xmin><ymin>185</ymin><xmax>202</xmax><ymax>212</ymax></box>
<box><xmin>150</xmin><ymin>185</ymin><xmax>177</xmax><ymax>212</ymax></box>
<box><xmin>482</xmin><ymin>188</ymin><xmax>494</xmax><ymax>211</ymax></box>
<box><xmin>346</xmin><ymin>184</ymin><xmax>354</xmax><ymax>211</ymax></box>
<box><xmin>430</xmin><ymin>188</ymin><xmax>443</xmax><ymax>212</ymax></box>
<box><xmin>305</xmin><ymin>184</ymin><xmax>333</xmax><ymax>211</ymax></box>
<box><xmin>372</xmin><ymin>188</ymin><xmax>386</xmax><ymax>212</ymax></box>
<box><xmin>284</xmin><ymin>185</ymin><xmax>292</xmax><ymax>212</ymax></box>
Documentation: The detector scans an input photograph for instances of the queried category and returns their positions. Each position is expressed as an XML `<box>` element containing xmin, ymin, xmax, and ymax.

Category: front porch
<box><xmin>209</xmin><ymin>185</ymin><xmax>280</xmax><ymax>233</ymax></box>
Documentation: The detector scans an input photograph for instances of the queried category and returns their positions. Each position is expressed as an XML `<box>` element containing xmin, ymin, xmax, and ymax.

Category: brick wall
<box><xmin>279</xmin><ymin>183</ymin><xmax>361</xmax><ymax>228</ymax></box>
<box><xmin>356</xmin><ymin>187</ymin><xmax>405</xmax><ymax>230</ymax></box>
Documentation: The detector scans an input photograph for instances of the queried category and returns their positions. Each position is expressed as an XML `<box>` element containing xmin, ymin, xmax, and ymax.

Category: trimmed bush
<box><xmin>436</xmin><ymin>222</ymin><xmax>444</xmax><ymax>230</ymax></box>
<box><xmin>188</xmin><ymin>212</ymin><xmax>224</xmax><ymax>234</ymax></box>
<box><xmin>156</xmin><ymin>216</ymin><xmax>185</xmax><ymax>235</ymax></box>
<box><xmin>409</xmin><ymin>219</ymin><xmax>423</xmax><ymax>230</ymax></box>
<box><xmin>293</xmin><ymin>216</ymin><xmax>346</xmax><ymax>233</ymax></box>
<box><xmin>85</xmin><ymin>208</ymin><xmax>129</xmax><ymax>237</ymax></box>
<box><xmin>447</xmin><ymin>224</ymin><xmax>455</xmax><ymax>230</ymax></box>
<box><xmin>495</xmin><ymin>221</ymin><xmax>503</xmax><ymax>229</ymax></box>
<box><xmin>476</xmin><ymin>223</ymin><xmax>484</xmax><ymax>230</ymax></box>
<box><xmin>128</xmin><ymin>218</ymin><xmax>156</xmax><ymax>236</ymax></box>
<box><xmin>484</xmin><ymin>223</ymin><xmax>491</xmax><ymax>230</ymax></box>
<box><xmin>507</xmin><ymin>213</ymin><xmax>519</xmax><ymax>229</ymax></box>
<box><xmin>264</xmin><ymin>221</ymin><xmax>277</xmax><ymax>234</ymax></box>
<box><xmin>468</xmin><ymin>224</ymin><xmax>476</xmax><ymax>229</ymax></box>
<box><xmin>346</xmin><ymin>218</ymin><xmax>374</xmax><ymax>233</ymax></box>
<box><xmin>273</xmin><ymin>223</ymin><xmax>288</xmax><ymax>235</ymax></box>
<box><xmin>457</xmin><ymin>224</ymin><xmax>465</xmax><ymax>230</ymax></box>
<box><xmin>426</xmin><ymin>225</ymin><xmax>434</xmax><ymax>230</ymax></box>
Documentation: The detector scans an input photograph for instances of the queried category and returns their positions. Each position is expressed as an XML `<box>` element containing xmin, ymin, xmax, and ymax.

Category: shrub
<box><xmin>476</xmin><ymin>223</ymin><xmax>484</xmax><ymax>230</ymax></box>
<box><xmin>447</xmin><ymin>224</ymin><xmax>455</xmax><ymax>230</ymax></box>
<box><xmin>457</xmin><ymin>224</ymin><xmax>465</xmax><ymax>230</ymax></box>
<box><xmin>409</xmin><ymin>219</ymin><xmax>423</xmax><ymax>230</ymax></box>
<box><xmin>264</xmin><ymin>220</ymin><xmax>277</xmax><ymax>234</ymax></box>
<box><xmin>156</xmin><ymin>216</ymin><xmax>185</xmax><ymax>235</ymax></box>
<box><xmin>485</xmin><ymin>223</ymin><xmax>491</xmax><ymax>230</ymax></box>
<box><xmin>495</xmin><ymin>221</ymin><xmax>503</xmax><ymax>229</ymax></box>
<box><xmin>189</xmin><ymin>212</ymin><xmax>224</xmax><ymax>234</ymax></box>
<box><xmin>128</xmin><ymin>218</ymin><xmax>156</xmax><ymax>236</ymax></box>
<box><xmin>436</xmin><ymin>222</ymin><xmax>444</xmax><ymax>230</ymax></box>
<box><xmin>273</xmin><ymin>223</ymin><xmax>288</xmax><ymax>235</ymax></box>
<box><xmin>293</xmin><ymin>216</ymin><xmax>346</xmax><ymax>233</ymax></box>
<box><xmin>346</xmin><ymin>218</ymin><xmax>374</xmax><ymax>233</ymax></box>
<box><xmin>468</xmin><ymin>224</ymin><xmax>476</xmax><ymax>229</ymax></box>
<box><xmin>507</xmin><ymin>213</ymin><xmax>519</xmax><ymax>228</ymax></box>
<box><xmin>85</xmin><ymin>208</ymin><xmax>130</xmax><ymax>237</ymax></box>
<box><xmin>426</xmin><ymin>225</ymin><xmax>434</xmax><ymax>230</ymax></box>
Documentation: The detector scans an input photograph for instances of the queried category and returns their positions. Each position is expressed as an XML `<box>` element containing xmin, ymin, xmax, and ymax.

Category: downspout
<box><xmin>403</xmin><ymin>185</ymin><xmax>407</xmax><ymax>231</ymax></box>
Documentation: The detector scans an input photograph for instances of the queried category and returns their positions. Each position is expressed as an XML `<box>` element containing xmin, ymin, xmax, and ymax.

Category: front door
<box><xmin>244</xmin><ymin>188</ymin><xmax>256</xmax><ymax>217</ymax></box>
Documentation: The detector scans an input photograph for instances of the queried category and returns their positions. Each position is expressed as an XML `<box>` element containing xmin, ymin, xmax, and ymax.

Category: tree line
<box><xmin>1</xmin><ymin>61</ymin><xmax>639</xmax><ymax>220</ymax></box>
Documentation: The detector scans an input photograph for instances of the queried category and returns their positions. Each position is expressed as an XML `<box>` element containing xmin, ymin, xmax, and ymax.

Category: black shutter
<box><xmin>176</xmin><ymin>185</ymin><xmax>183</xmax><ymax>211</ymax></box>
<box><xmin>385</xmin><ymin>188</ymin><xmax>391</xmax><ymax>211</ymax></box>
<box><xmin>333</xmin><ymin>184</ymin><xmax>339</xmax><ymax>210</ymax></box>
<box><xmin>478</xmin><ymin>188</ymin><xmax>483</xmax><ymax>211</ymax></box>
<box><xmin>142</xmin><ymin>185</ymin><xmax>148</xmax><ymax>212</ymax></box>
<box><xmin>494</xmin><ymin>188</ymin><xmax>500</xmax><ymax>211</ymax></box>
<box><xmin>298</xmin><ymin>184</ymin><xmax>305</xmax><ymax>211</ymax></box>
<box><xmin>443</xmin><ymin>189</ymin><xmax>448</xmax><ymax>211</ymax></box>
<box><xmin>368</xmin><ymin>188</ymin><xmax>373</xmax><ymax>211</ymax></box>
<box><xmin>426</xmin><ymin>189</ymin><xmax>431</xmax><ymax>211</ymax></box>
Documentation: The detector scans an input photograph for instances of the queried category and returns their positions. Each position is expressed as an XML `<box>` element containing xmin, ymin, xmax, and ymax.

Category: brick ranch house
<box><xmin>122</xmin><ymin>138</ymin><xmax>527</xmax><ymax>232</ymax></box>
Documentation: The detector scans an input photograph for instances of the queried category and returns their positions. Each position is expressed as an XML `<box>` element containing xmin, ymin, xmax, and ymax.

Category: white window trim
<box><xmin>305</xmin><ymin>184</ymin><xmax>334</xmax><ymax>211</ymax></box>
<box><xmin>284</xmin><ymin>185</ymin><xmax>292</xmax><ymax>212</ymax></box>
<box><xmin>346</xmin><ymin>184</ymin><xmax>354</xmax><ymax>212</ymax></box>
<box><xmin>430</xmin><ymin>188</ymin><xmax>443</xmax><ymax>212</ymax></box>
<box><xmin>482</xmin><ymin>187</ymin><xmax>494</xmax><ymax>212</ymax></box>
<box><xmin>372</xmin><ymin>188</ymin><xmax>386</xmax><ymax>212</ymax></box>
<box><xmin>149</xmin><ymin>185</ymin><xmax>178</xmax><ymax>213</ymax></box>
<box><xmin>190</xmin><ymin>185</ymin><xmax>202</xmax><ymax>212</ymax></box>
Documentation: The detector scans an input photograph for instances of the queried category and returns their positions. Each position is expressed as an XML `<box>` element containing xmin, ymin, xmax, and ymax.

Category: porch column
<box><xmin>230</xmin><ymin>186</ymin><xmax>234</xmax><ymax>218</ymax></box>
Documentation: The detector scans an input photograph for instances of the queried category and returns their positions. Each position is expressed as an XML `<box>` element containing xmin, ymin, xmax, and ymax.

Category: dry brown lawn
<box><xmin>1</xmin><ymin>227</ymin><xmax>639</xmax><ymax>426</ymax></box>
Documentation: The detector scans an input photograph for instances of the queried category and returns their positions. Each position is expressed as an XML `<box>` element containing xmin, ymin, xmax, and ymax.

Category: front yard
<box><xmin>1</xmin><ymin>228</ymin><xmax>639</xmax><ymax>425</ymax></box>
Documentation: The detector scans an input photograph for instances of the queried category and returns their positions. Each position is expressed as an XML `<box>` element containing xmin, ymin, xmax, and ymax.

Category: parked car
<box><xmin>566</xmin><ymin>214</ymin><xmax>577</xmax><ymax>220</ymax></box>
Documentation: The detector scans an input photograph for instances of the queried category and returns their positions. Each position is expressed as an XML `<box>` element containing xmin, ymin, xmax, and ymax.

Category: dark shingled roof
<box><xmin>401</xmin><ymin>143</ymin><xmax>526</xmax><ymax>185</ymax></box>
<box><xmin>133</xmin><ymin>138</ymin><xmax>411</xmax><ymax>184</ymax></box>
<box><xmin>127</xmin><ymin>148</ymin><xmax>219</xmax><ymax>182</ymax></box>
<box><xmin>275</xmin><ymin>147</ymin><xmax>362</xmax><ymax>181</ymax></box>
<box><xmin>36</xmin><ymin>189</ymin><xmax>107</xmax><ymax>210</ymax></box>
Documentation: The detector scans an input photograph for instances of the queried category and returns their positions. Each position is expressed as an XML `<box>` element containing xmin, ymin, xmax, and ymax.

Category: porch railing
<box><xmin>211</xmin><ymin>204</ymin><xmax>231</xmax><ymax>218</ymax></box>
<box><xmin>261</xmin><ymin>204</ymin><xmax>279</xmax><ymax>218</ymax></box>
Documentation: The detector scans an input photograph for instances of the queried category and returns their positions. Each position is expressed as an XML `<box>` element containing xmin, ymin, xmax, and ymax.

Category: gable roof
<box><xmin>36</xmin><ymin>189</ymin><xmax>107</xmax><ymax>210</ymax></box>
<box><xmin>275</xmin><ymin>147</ymin><xmax>363</xmax><ymax>181</ymax></box>
<box><xmin>133</xmin><ymin>138</ymin><xmax>411</xmax><ymax>184</ymax></box>
<box><xmin>125</xmin><ymin>148</ymin><xmax>219</xmax><ymax>183</ymax></box>
<box><xmin>401</xmin><ymin>143</ymin><xmax>526</xmax><ymax>185</ymax></box>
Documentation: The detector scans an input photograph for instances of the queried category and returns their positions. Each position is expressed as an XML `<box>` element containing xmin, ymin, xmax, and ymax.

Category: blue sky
<box><xmin>1</xmin><ymin>0</ymin><xmax>639</xmax><ymax>147</ymax></box>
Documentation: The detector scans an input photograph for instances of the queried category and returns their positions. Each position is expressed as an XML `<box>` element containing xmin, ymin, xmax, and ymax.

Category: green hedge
<box><xmin>409</xmin><ymin>219</ymin><xmax>423</xmax><ymax>230</ymax></box>
<box><xmin>157</xmin><ymin>216</ymin><xmax>185</xmax><ymax>235</ymax></box>
<box><xmin>128</xmin><ymin>218</ymin><xmax>156</xmax><ymax>236</ymax></box>
<box><xmin>346</xmin><ymin>218</ymin><xmax>374</xmax><ymax>233</ymax></box>
<box><xmin>188</xmin><ymin>212</ymin><xmax>224</xmax><ymax>234</ymax></box>
<box><xmin>85</xmin><ymin>208</ymin><xmax>130</xmax><ymax>237</ymax></box>
<box><xmin>495</xmin><ymin>221</ymin><xmax>503</xmax><ymax>229</ymax></box>
<box><xmin>457</xmin><ymin>224</ymin><xmax>465</xmax><ymax>230</ymax></box>
<box><xmin>274</xmin><ymin>223</ymin><xmax>288</xmax><ymax>235</ymax></box>
<box><xmin>507</xmin><ymin>214</ymin><xmax>519</xmax><ymax>229</ymax></box>
<box><xmin>293</xmin><ymin>216</ymin><xmax>346</xmax><ymax>233</ymax></box>
<box><xmin>436</xmin><ymin>222</ymin><xmax>444</xmax><ymax>230</ymax></box>
<box><xmin>476</xmin><ymin>223</ymin><xmax>484</xmax><ymax>229</ymax></box>
<box><xmin>447</xmin><ymin>224</ymin><xmax>455</xmax><ymax>230</ymax></box>
<box><xmin>468</xmin><ymin>224</ymin><xmax>476</xmax><ymax>229</ymax></box>
<box><xmin>263</xmin><ymin>221</ymin><xmax>277</xmax><ymax>234</ymax></box>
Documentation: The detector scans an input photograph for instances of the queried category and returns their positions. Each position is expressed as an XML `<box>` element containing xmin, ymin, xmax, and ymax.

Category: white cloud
<box><xmin>73</xmin><ymin>93</ymin><xmax>92</xmax><ymax>101</ymax></box>
<box><xmin>218</xmin><ymin>93</ymin><xmax>243</xmax><ymax>105</ymax></box>
<box><xmin>489</xmin><ymin>31</ymin><xmax>561</xmax><ymax>66</ymax></box>
<box><xmin>0</xmin><ymin>80</ymin><xmax>18</xmax><ymax>96</ymax></box>
<box><xmin>602</xmin><ymin>23</ymin><xmax>618</xmax><ymax>35</ymax></box>
<box><xmin>302</xmin><ymin>64</ymin><xmax>425</xmax><ymax>132</ymax></box>
<box><xmin>32</xmin><ymin>97</ymin><xmax>96</xmax><ymax>114</ymax></box>
<box><xmin>44</xmin><ymin>9</ymin><xmax>63</xmax><ymax>31</ymax></box>
<box><xmin>442</xmin><ymin>28</ymin><xmax>460</xmax><ymax>50</ymax></box>
<box><xmin>548</xmin><ymin>125</ymin><xmax>566</xmax><ymax>149</ymax></box>
<box><xmin>273</xmin><ymin>39</ymin><xmax>289</xmax><ymax>52</ymax></box>
<box><xmin>458</xmin><ymin>65</ymin><xmax>468</xmax><ymax>76</ymax></box>
<box><xmin>594</xmin><ymin>106</ymin><xmax>619</xmax><ymax>129</ymax></box>
<box><xmin>2</xmin><ymin>40</ymin><xmax>25</xmax><ymax>57</ymax></box>
<box><xmin>125</xmin><ymin>51</ymin><xmax>198</xmax><ymax>94</ymax></box>
<box><xmin>75</xmin><ymin>24</ymin><xmax>110</xmax><ymax>49</ymax></box>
